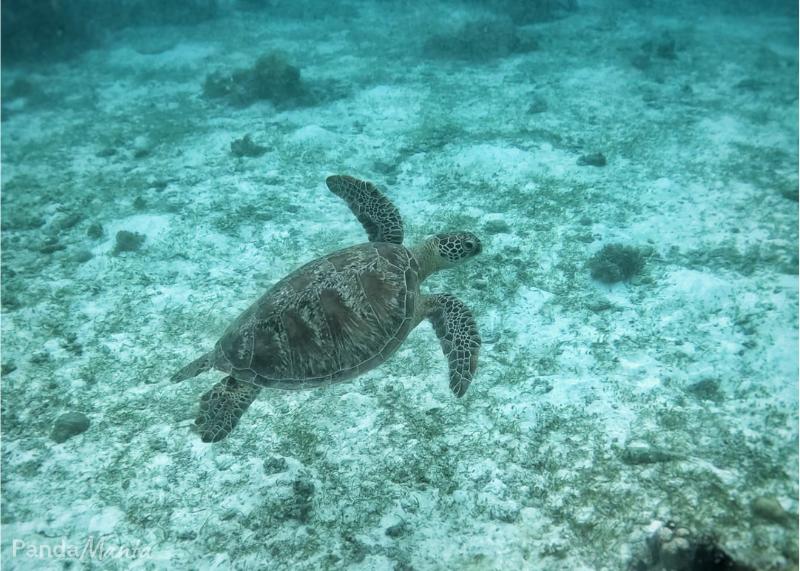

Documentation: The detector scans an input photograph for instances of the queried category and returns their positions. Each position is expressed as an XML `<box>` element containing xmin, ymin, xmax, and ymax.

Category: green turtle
<box><xmin>171</xmin><ymin>175</ymin><xmax>482</xmax><ymax>442</ymax></box>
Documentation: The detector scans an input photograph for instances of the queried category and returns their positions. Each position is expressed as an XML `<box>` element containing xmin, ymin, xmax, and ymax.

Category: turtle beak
<box><xmin>470</xmin><ymin>234</ymin><xmax>483</xmax><ymax>256</ymax></box>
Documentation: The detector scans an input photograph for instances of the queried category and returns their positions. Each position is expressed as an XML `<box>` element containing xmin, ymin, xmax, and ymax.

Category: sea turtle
<box><xmin>171</xmin><ymin>175</ymin><xmax>482</xmax><ymax>442</ymax></box>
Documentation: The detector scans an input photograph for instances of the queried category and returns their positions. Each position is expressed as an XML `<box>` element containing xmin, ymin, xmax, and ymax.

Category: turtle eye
<box><xmin>464</xmin><ymin>240</ymin><xmax>475</xmax><ymax>251</ymax></box>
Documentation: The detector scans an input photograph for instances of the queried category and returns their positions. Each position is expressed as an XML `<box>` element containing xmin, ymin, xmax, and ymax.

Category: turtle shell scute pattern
<box><xmin>215</xmin><ymin>242</ymin><xmax>419</xmax><ymax>387</ymax></box>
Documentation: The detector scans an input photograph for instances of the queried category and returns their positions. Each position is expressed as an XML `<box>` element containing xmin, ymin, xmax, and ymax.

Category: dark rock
<box><xmin>385</xmin><ymin>522</ymin><xmax>407</xmax><ymax>537</ymax></box>
<box><xmin>484</xmin><ymin>219</ymin><xmax>511</xmax><ymax>234</ymax></box>
<box><xmin>621</xmin><ymin>443</ymin><xmax>678</xmax><ymax>465</ymax></box>
<box><xmin>30</xmin><ymin>351</ymin><xmax>50</xmax><ymax>365</ymax></box>
<box><xmin>423</xmin><ymin>18</ymin><xmax>532</xmax><ymax>61</ymax></box>
<box><xmin>231</xmin><ymin>134</ymin><xmax>268</xmax><ymax>158</ymax></box>
<box><xmin>641</xmin><ymin>523</ymin><xmax>756</xmax><ymax>571</ymax></box>
<box><xmin>56</xmin><ymin>212</ymin><xmax>83</xmax><ymax>230</ymax></box>
<box><xmin>72</xmin><ymin>249</ymin><xmax>93</xmax><ymax>264</ymax></box>
<box><xmin>204</xmin><ymin>51</ymin><xmax>309</xmax><ymax>107</ymax></box>
<box><xmin>113</xmin><ymin>230</ymin><xmax>146</xmax><ymax>254</ymax></box>
<box><xmin>751</xmin><ymin>496</ymin><xmax>792</xmax><ymax>526</ymax></box>
<box><xmin>686</xmin><ymin>378</ymin><xmax>723</xmax><ymax>402</ymax></box>
<box><xmin>498</xmin><ymin>0</ymin><xmax>577</xmax><ymax>24</ymax></box>
<box><xmin>780</xmin><ymin>187</ymin><xmax>798</xmax><ymax>201</ymax></box>
<box><xmin>735</xmin><ymin>78</ymin><xmax>764</xmax><ymax>92</ymax></box>
<box><xmin>527</xmin><ymin>96</ymin><xmax>548</xmax><ymax>114</ymax></box>
<box><xmin>577</xmin><ymin>152</ymin><xmax>607</xmax><ymax>167</ymax></box>
<box><xmin>654</xmin><ymin>35</ymin><xmax>676</xmax><ymax>59</ymax></box>
<box><xmin>587</xmin><ymin>243</ymin><xmax>645</xmax><ymax>283</ymax></box>
<box><xmin>87</xmin><ymin>223</ymin><xmax>104</xmax><ymax>239</ymax></box>
<box><xmin>263</xmin><ymin>456</ymin><xmax>288</xmax><ymax>474</ymax></box>
<box><xmin>39</xmin><ymin>239</ymin><xmax>65</xmax><ymax>254</ymax></box>
<box><xmin>50</xmin><ymin>412</ymin><xmax>90</xmax><ymax>443</ymax></box>
<box><xmin>586</xmin><ymin>297</ymin><xmax>613</xmax><ymax>312</ymax></box>
<box><xmin>288</xmin><ymin>477</ymin><xmax>315</xmax><ymax>523</ymax></box>
<box><xmin>96</xmin><ymin>147</ymin><xmax>117</xmax><ymax>158</ymax></box>
<box><xmin>631</xmin><ymin>53</ymin><xmax>651</xmax><ymax>70</ymax></box>
<box><xmin>150</xmin><ymin>180</ymin><xmax>169</xmax><ymax>192</ymax></box>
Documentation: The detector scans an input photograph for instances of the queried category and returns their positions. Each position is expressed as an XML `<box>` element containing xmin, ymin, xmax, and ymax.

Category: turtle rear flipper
<box><xmin>171</xmin><ymin>352</ymin><xmax>214</xmax><ymax>383</ymax></box>
<box><xmin>426</xmin><ymin>293</ymin><xmax>481</xmax><ymax>397</ymax></box>
<box><xmin>326</xmin><ymin>175</ymin><xmax>404</xmax><ymax>244</ymax></box>
<box><xmin>195</xmin><ymin>376</ymin><xmax>262</xmax><ymax>442</ymax></box>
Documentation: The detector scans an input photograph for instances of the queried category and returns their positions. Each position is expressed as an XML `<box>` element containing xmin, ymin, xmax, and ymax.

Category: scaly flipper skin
<box><xmin>171</xmin><ymin>352</ymin><xmax>214</xmax><ymax>383</ymax></box>
<box><xmin>195</xmin><ymin>376</ymin><xmax>262</xmax><ymax>442</ymax></box>
<box><xmin>426</xmin><ymin>293</ymin><xmax>481</xmax><ymax>397</ymax></box>
<box><xmin>326</xmin><ymin>175</ymin><xmax>404</xmax><ymax>244</ymax></box>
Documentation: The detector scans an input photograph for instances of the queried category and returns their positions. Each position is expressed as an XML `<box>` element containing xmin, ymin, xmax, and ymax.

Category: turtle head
<box><xmin>414</xmin><ymin>232</ymin><xmax>482</xmax><ymax>280</ymax></box>
<box><xmin>432</xmin><ymin>232</ymin><xmax>482</xmax><ymax>264</ymax></box>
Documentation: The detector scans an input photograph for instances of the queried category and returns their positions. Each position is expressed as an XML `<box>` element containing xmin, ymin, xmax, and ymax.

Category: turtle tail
<box><xmin>171</xmin><ymin>352</ymin><xmax>213</xmax><ymax>383</ymax></box>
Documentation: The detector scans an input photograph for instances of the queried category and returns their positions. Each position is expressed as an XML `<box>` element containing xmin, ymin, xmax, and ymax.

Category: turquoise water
<box><xmin>1</xmin><ymin>1</ymin><xmax>797</xmax><ymax>569</ymax></box>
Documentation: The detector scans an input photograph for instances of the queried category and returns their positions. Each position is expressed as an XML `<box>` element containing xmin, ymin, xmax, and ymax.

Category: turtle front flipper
<box><xmin>426</xmin><ymin>294</ymin><xmax>481</xmax><ymax>397</ymax></box>
<box><xmin>195</xmin><ymin>376</ymin><xmax>262</xmax><ymax>442</ymax></box>
<box><xmin>171</xmin><ymin>352</ymin><xmax>214</xmax><ymax>383</ymax></box>
<box><xmin>326</xmin><ymin>175</ymin><xmax>404</xmax><ymax>244</ymax></box>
